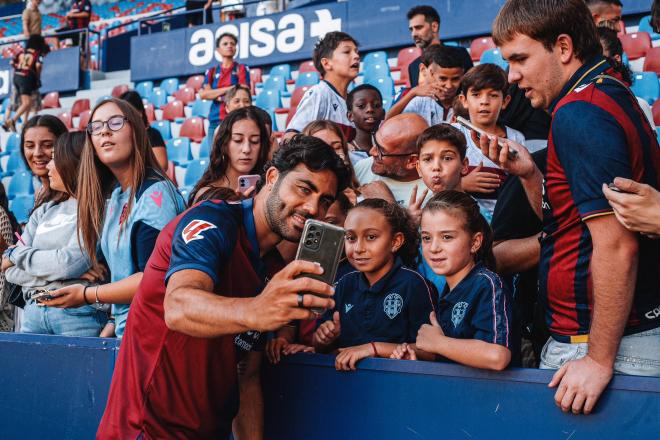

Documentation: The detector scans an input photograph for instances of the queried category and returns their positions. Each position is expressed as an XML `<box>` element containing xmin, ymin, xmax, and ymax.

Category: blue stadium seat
<box><xmin>363</xmin><ymin>63</ymin><xmax>391</xmax><ymax>84</ymax></box>
<box><xmin>3</xmin><ymin>151</ymin><xmax>28</xmax><ymax>176</ymax></box>
<box><xmin>262</xmin><ymin>75</ymin><xmax>288</xmax><ymax>93</ymax></box>
<box><xmin>166</xmin><ymin>137</ymin><xmax>192</xmax><ymax>165</ymax></box>
<box><xmin>270</xmin><ymin>64</ymin><xmax>292</xmax><ymax>81</ymax></box>
<box><xmin>638</xmin><ymin>16</ymin><xmax>660</xmax><ymax>41</ymax></box>
<box><xmin>10</xmin><ymin>194</ymin><xmax>34</xmax><ymax>224</ymax></box>
<box><xmin>150</xmin><ymin>121</ymin><xmax>172</xmax><ymax>140</ymax></box>
<box><xmin>7</xmin><ymin>170</ymin><xmax>34</xmax><ymax>198</ymax></box>
<box><xmin>480</xmin><ymin>48</ymin><xmax>509</xmax><ymax>70</ymax></box>
<box><xmin>4</xmin><ymin>133</ymin><xmax>20</xmax><ymax>154</ymax></box>
<box><xmin>631</xmin><ymin>72</ymin><xmax>660</xmax><ymax>104</ymax></box>
<box><xmin>161</xmin><ymin>77</ymin><xmax>180</xmax><ymax>95</ymax></box>
<box><xmin>149</xmin><ymin>89</ymin><xmax>168</xmax><ymax>108</ymax></box>
<box><xmin>656</xmin><ymin>127</ymin><xmax>660</xmax><ymax>144</ymax></box>
<box><xmin>255</xmin><ymin>89</ymin><xmax>282</xmax><ymax>110</ymax></box>
<box><xmin>190</xmin><ymin>99</ymin><xmax>212</xmax><ymax>118</ymax></box>
<box><xmin>367</xmin><ymin>76</ymin><xmax>395</xmax><ymax>110</ymax></box>
<box><xmin>183</xmin><ymin>159</ymin><xmax>209</xmax><ymax>187</ymax></box>
<box><xmin>136</xmin><ymin>81</ymin><xmax>154</xmax><ymax>98</ymax></box>
<box><xmin>199</xmin><ymin>135</ymin><xmax>212</xmax><ymax>158</ymax></box>
<box><xmin>295</xmin><ymin>71</ymin><xmax>320</xmax><ymax>88</ymax></box>
<box><xmin>363</xmin><ymin>51</ymin><xmax>388</xmax><ymax>69</ymax></box>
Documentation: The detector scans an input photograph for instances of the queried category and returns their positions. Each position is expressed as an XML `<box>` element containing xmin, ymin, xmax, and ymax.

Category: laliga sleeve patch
<box><xmin>182</xmin><ymin>220</ymin><xmax>217</xmax><ymax>244</ymax></box>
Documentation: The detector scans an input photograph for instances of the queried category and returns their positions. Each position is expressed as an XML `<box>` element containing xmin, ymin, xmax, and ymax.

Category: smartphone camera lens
<box><xmin>305</xmin><ymin>240</ymin><xmax>312</xmax><ymax>246</ymax></box>
<box><xmin>309</xmin><ymin>226</ymin><xmax>316</xmax><ymax>231</ymax></box>
<box><xmin>239</xmin><ymin>179</ymin><xmax>245</xmax><ymax>185</ymax></box>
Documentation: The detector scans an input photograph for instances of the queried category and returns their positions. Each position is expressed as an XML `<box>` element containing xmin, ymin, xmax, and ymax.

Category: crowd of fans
<box><xmin>0</xmin><ymin>0</ymin><xmax>658</xmax><ymax>438</ymax></box>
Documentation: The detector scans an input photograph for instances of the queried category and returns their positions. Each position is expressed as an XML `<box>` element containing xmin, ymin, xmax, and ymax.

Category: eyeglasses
<box><xmin>87</xmin><ymin>115</ymin><xmax>128</xmax><ymax>136</ymax></box>
<box><xmin>373</xmin><ymin>135</ymin><xmax>415</xmax><ymax>161</ymax></box>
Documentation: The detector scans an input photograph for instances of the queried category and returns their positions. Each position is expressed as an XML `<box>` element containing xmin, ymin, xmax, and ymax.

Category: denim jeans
<box><xmin>20</xmin><ymin>300</ymin><xmax>108</xmax><ymax>337</ymax></box>
<box><xmin>540</xmin><ymin>327</ymin><xmax>660</xmax><ymax>376</ymax></box>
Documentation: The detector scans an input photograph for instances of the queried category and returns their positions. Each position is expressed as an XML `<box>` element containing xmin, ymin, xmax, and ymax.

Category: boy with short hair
<box><xmin>386</xmin><ymin>44</ymin><xmax>465</xmax><ymax>125</ymax></box>
<box><xmin>454</xmin><ymin>63</ymin><xmax>526</xmax><ymax>220</ymax></box>
<box><xmin>346</xmin><ymin>84</ymin><xmax>385</xmax><ymax>165</ymax></box>
<box><xmin>286</xmin><ymin>31</ymin><xmax>360</xmax><ymax>140</ymax></box>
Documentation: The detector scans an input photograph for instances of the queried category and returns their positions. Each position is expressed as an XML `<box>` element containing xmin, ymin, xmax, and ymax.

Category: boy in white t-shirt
<box><xmin>285</xmin><ymin>31</ymin><xmax>360</xmax><ymax>140</ymax></box>
<box><xmin>453</xmin><ymin>63</ymin><xmax>526</xmax><ymax>220</ymax></box>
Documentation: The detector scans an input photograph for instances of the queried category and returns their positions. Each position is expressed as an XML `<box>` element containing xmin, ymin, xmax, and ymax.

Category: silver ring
<box><xmin>297</xmin><ymin>293</ymin><xmax>305</xmax><ymax>308</ymax></box>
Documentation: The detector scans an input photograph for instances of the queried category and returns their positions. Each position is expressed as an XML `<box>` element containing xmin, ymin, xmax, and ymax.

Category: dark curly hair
<box><xmin>350</xmin><ymin>198</ymin><xmax>420</xmax><ymax>267</ymax></box>
<box><xmin>422</xmin><ymin>190</ymin><xmax>495</xmax><ymax>270</ymax></box>
<box><xmin>188</xmin><ymin>106</ymin><xmax>271</xmax><ymax>204</ymax></box>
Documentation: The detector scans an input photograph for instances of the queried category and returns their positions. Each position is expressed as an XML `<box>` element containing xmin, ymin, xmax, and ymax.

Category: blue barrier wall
<box><xmin>129</xmin><ymin>0</ymin><xmax>652</xmax><ymax>82</ymax></box>
<box><xmin>1</xmin><ymin>333</ymin><xmax>659</xmax><ymax>439</ymax></box>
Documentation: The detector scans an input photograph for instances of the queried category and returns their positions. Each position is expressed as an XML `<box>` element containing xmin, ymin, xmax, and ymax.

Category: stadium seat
<box><xmin>10</xmin><ymin>194</ymin><xmax>33</xmax><ymax>224</ymax></box>
<box><xmin>166</xmin><ymin>137</ymin><xmax>192</xmax><ymax>165</ymax></box>
<box><xmin>298</xmin><ymin>60</ymin><xmax>317</xmax><ymax>73</ymax></box>
<box><xmin>179</xmin><ymin>117</ymin><xmax>206</xmax><ymax>143</ymax></box>
<box><xmin>186</xmin><ymin>75</ymin><xmax>205</xmax><ymax>92</ymax></box>
<box><xmin>249</xmin><ymin>68</ymin><xmax>263</xmax><ymax>95</ymax></box>
<box><xmin>172</xmin><ymin>86</ymin><xmax>196</xmax><ymax>105</ymax></box>
<box><xmin>619</xmin><ymin>32</ymin><xmax>652</xmax><ymax>60</ymax></box>
<box><xmin>96</xmin><ymin>95</ymin><xmax>113</xmax><ymax>105</ymax></box>
<box><xmin>199</xmin><ymin>135</ymin><xmax>212</xmax><ymax>158</ymax></box>
<box><xmin>7</xmin><ymin>170</ymin><xmax>34</xmax><ymax>198</ymax></box>
<box><xmin>367</xmin><ymin>77</ymin><xmax>395</xmax><ymax>110</ymax></box>
<box><xmin>78</xmin><ymin>110</ymin><xmax>91</xmax><ymax>131</ymax></box>
<box><xmin>363</xmin><ymin>51</ymin><xmax>388</xmax><ymax>69</ymax></box>
<box><xmin>262</xmin><ymin>75</ymin><xmax>288</xmax><ymax>93</ymax></box>
<box><xmin>631</xmin><ymin>72</ymin><xmax>660</xmax><ymax>104</ymax></box>
<box><xmin>363</xmin><ymin>63</ymin><xmax>391</xmax><ymax>84</ymax></box>
<box><xmin>4</xmin><ymin>133</ymin><xmax>20</xmax><ymax>153</ymax></box>
<box><xmin>394</xmin><ymin>46</ymin><xmax>422</xmax><ymax>86</ymax></box>
<box><xmin>70</xmin><ymin>99</ymin><xmax>90</xmax><ymax>118</ymax></box>
<box><xmin>144</xmin><ymin>103</ymin><xmax>156</xmax><ymax>124</ymax></box>
<box><xmin>638</xmin><ymin>16</ymin><xmax>660</xmax><ymax>41</ymax></box>
<box><xmin>470</xmin><ymin>37</ymin><xmax>496</xmax><ymax>62</ymax></box>
<box><xmin>480</xmin><ymin>49</ymin><xmax>509</xmax><ymax>70</ymax></box>
<box><xmin>42</xmin><ymin>91</ymin><xmax>61</xmax><ymax>109</ymax></box>
<box><xmin>136</xmin><ymin>81</ymin><xmax>154</xmax><ymax>98</ymax></box>
<box><xmin>111</xmin><ymin>84</ymin><xmax>130</xmax><ymax>98</ymax></box>
<box><xmin>149</xmin><ymin>89</ymin><xmax>168</xmax><ymax>108</ymax></box>
<box><xmin>57</xmin><ymin>111</ymin><xmax>72</xmax><ymax>129</ymax></box>
<box><xmin>643</xmin><ymin>47</ymin><xmax>660</xmax><ymax>77</ymax></box>
<box><xmin>270</xmin><ymin>64</ymin><xmax>292</xmax><ymax>81</ymax></box>
<box><xmin>183</xmin><ymin>159</ymin><xmax>209</xmax><ymax>187</ymax></box>
<box><xmin>161</xmin><ymin>77</ymin><xmax>180</xmax><ymax>95</ymax></box>
<box><xmin>286</xmin><ymin>86</ymin><xmax>312</xmax><ymax>126</ymax></box>
<box><xmin>190</xmin><ymin>99</ymin><xmax>212</xmax><ymax>118</ymax></box>
<box><xmin>3</xmin><ymin>151</ymin><xmax>27</xmax><ymax>175</ymax></box>
<box><xmin>162</xmin><ymin>100</ymin><xmax>185</xmax><ymax>122</ymax></box>
<box><xmin>150</xmin><ymin>120</ymin><xmax>172</xmax><ymax>140</ymax></box>
<box><xmin>255</xmin><ymin>89</ymin><xmax>282</xmax><ymax>110</ymax></box>
<box><xmin>295</xmin><ymin>71</ymin><xmax>320</xmax><ymax>88</ymax></box>
<box><xmin>653</xmin><ymin>99</ymin><xmax>660</xmax><ymax>126</ymax></box>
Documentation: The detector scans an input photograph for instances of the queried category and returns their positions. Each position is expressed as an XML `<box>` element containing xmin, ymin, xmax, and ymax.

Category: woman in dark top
<box><xmin>120</xmin><ymin>91</ymin><xmax>168</xmax><ymax>171</ymax></box>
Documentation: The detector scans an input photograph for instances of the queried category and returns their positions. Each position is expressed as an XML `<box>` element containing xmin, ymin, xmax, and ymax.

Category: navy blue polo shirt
<box><xmin>320</xmin><ymin>258</ymin><xmax>438</xmax><ymax>348</ymax></box>
<box><xmin>437</xmin><ymin>263</ymin><xmax>514</xmax><ymax>349</ymax></box>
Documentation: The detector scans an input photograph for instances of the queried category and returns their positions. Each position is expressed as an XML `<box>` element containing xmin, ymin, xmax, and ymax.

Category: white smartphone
<box><xmin>456</xmin><ymin>116</ymin><xmax>519</xmax><ymax>160</ymax></box>
<box><xmin>237</xmin><ymin>174</ymin><xmax>261</xmax><ymax>195</ymax></box>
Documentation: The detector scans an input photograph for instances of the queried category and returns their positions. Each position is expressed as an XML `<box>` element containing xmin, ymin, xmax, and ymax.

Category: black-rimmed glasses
<box><xmin>373</xmin><ymin>135</ymin><xmax>415</xmax><ymax>160</ymax></box>
<box><xmin>87</xmin><ymin>115</ymin><xmax>128</xmax><ymax>135</ymax></box>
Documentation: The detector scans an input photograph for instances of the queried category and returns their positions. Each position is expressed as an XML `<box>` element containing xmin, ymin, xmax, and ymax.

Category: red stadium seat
<box><xmin>286</xmin><ymin>86</ymin><xmax>311</xmax><ymax>126</ymax></box>
<box><xmin>469</xmin><ymin>36</ymin><xmax>496</xmax><ymax>62</ymax></box>
<box><xmin>70</xmin><ymin>98</ymin><xmax>90</xmax><ymax>118</ymax></box>
<box><xmin>111</xmin><ymin>84</ymin><xmax>129</xmax><ymax>98</ymax></box>
<box><xmin>644</xmin><ymin>47</ymin><xmax>660</xmax><ymax>76</ymax></box>
<box><xmin>162</xmin><ymin>100</ymin><xmax>185</xmax><ymax>122</ymax></box>
<box><xmin>57</xmin><ymin>111</ymin><xmax>72</xmax><ymax>129</ymax></box>
<box><xmin>78</xmin><ymin>110</ymin><xmax>91</xmax><ymax>131</ymax></box>
<box><xmin>619</xmin><ymin>32</ymin><xmax>652</xmax><ymax>60</ymax></box>
<box><xmin>653</xmin><ymin>100</ymin><xmax>660</xmax><ymax>126</ymax></box>
<box><xmin>42</xmin><ymin>92</ymin><xmax>61</xmax><ymax>109</ymax></box>
<box><xmin>186</xmin><ymin>75</ymin><xmax>205</xmax><ymax>92</ymax></box>
<box><xmin>173</xmin><ymin>86</ymin><xmax>196</xmax><ymax>105</ymax></box>
<box><xmin>144</xmin><ymin>103</ymin><xmax>156</xmax><ymax>123</ymax></box>
<box><xmin>250</xmin><ymin>68</ymin><xmax>263</xmax><ymax>95</ymax></box>
<box><xmin>393</xmin><ymin>46</ymin><xmax>422</xmax><ymax>86</ymax></box>
<box><xmin>179</xmin><ymin>117</ymin><xmax>206</xmax><ymax>143</ymax></box>
<box><xmin>298</xmin><ymin>60</ymin><xmax>317</xmax><ymax>73</ymax></box>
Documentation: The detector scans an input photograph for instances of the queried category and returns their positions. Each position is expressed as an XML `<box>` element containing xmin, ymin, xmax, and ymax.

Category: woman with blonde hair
<box><xmin>46</xmin><ymin>98</ymin><xmax>185</xmax><ymax>338</ymax></box>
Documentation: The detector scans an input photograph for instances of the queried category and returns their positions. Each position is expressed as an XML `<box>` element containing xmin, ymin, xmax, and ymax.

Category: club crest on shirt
<box><xmin>182</xmin><ymin>219</ymin><xmax>217</xmax><ymax>244</ymax></box>
<box><xmin>383</xmin><ymin>292</ymin><xmax>403</xmax><ymax>319</ymax></box>
<box><xmin>452</xmin><ymin>302</ymin><xmax>469</xmax><ymax>328</ymax></box>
